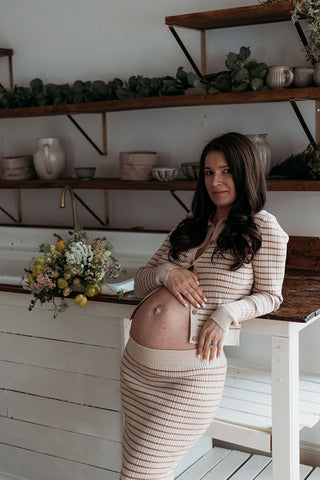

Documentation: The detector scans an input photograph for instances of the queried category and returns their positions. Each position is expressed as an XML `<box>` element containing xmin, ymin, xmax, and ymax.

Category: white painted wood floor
<box><xmin>176</xmin><ymin>447</ymin><xmax>320</xmax><ymax>480</ymax></box>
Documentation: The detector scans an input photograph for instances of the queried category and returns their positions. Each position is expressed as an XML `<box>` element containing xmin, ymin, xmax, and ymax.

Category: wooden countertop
<box><xmin>1</xmin><ymin>267</ymin><xmax>319</xmax><ymax>324</ymax></box>
<box><xmin>0</xmin><ymin>235</ymin><xmax>318</xmax><ymax>324</ymax></box>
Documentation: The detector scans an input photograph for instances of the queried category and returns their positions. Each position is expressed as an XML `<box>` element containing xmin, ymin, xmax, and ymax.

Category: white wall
<box><xmin>0</xmin><ymin>0</ymin><xmax>319</xmax><ymax>452</ymax></box>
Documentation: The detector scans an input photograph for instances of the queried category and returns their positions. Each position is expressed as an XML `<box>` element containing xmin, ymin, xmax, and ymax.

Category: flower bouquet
<box><xmin>24</xmin><ymin>226</ymin><xmax>123</xmax><ymax>318</ymax></box>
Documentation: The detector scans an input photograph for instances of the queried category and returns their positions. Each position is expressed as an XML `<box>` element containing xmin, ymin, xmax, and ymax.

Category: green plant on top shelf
<box><xmin>0</xmin><ymin>67</ymin><xmax>192</xmax><ymax>109</ymax></box>
<box><xmin>187</xmin><ymin>46</ymin><xmax>268</xmax><ymax>93</ymax></box>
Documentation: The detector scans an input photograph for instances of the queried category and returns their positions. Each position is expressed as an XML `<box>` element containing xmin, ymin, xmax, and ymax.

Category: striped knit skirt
<box><xmin>120</xmin><ymin>337</ymin><xmax>227</xmax><ymax>480</ymax></box>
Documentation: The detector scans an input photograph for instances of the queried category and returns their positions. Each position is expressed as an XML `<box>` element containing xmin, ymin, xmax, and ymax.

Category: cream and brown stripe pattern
<box><xmin>134</xmin><ymin>210</ymin><xmax>288</xmax><ymax>346</ymax></box>
<box><xmin>120</xmin><ymin>337</ymin><xmax>227</xmax><ymax>480</ymax></box>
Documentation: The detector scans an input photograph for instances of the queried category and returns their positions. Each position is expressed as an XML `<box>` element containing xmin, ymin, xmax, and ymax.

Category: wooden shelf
<box><xmin>0</xmin><ymin>88</ymin><xmax>319</xmax><ymax>119</ymax></box>
<box><xmin>0</xmin><ymin>178</ymin><xmax>197</xmax><ymax>191</ymax></box>
<box><xmin>165</xmin><ymin>1</ymin><xmax>295</xmax><ymax>30</ymax></box>
<box><xmin>0</xmin><ymin>48</ymin><xmax>13</xmax><ymax>58</ymax></box>
<box><xmin>0</xmin><ymin>178</ymin><xmax>319</xmax><ymax>192</ymax></box>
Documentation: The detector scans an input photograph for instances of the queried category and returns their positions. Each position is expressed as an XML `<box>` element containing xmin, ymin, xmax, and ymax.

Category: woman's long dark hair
<box><xmin>169</xmin><ymin>132</ymin><xmax>266</xmax><ymax>270</ymax></box>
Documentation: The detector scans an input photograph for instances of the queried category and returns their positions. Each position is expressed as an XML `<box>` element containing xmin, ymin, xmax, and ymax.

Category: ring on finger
<box><xmin>210</xmin><ymin>342</ymin><xmax>217</xmax><ymax>348</ymax></box>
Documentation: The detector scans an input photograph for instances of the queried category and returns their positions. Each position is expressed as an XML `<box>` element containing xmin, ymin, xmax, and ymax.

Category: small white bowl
<box><xmin>152</xmin><ymin>167</ymin><xmax>179</xmax><ymax>182</ymax></box>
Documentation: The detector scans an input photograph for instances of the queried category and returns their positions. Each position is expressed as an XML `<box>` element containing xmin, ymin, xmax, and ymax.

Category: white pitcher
<box><xmin>33</xmin><ymin>137</ymin><xmax>66</xmax><ymax>180</ymax></box>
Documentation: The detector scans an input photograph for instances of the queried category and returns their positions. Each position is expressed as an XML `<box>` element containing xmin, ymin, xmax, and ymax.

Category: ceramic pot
<box><xmin>1</xmin><ymin>155</ymin><xmax>35</xmax><ymax>180</ymax></box>
<box><xmin>33</xmin><ymin>137</ymin><xmax>66</xmax><ymax>180</ymax></box>
<box><xmin>313</xmin><ymin>63</ymin><xmax>320</xmax><ymax>86</ymax></box>
<box><xmin>266</xmin><ymin>66</ymin><xmax>294</xmax><ymax>89</ymax></box>
<box><xmin>293</xmin><ymin>65</ymin><xmax>314</xmax><ymax>88</ymax></box>
<box><xmin>246</xmin><ymin>134</ymin><xmax>272</xmax><ymax>176</ymax></box>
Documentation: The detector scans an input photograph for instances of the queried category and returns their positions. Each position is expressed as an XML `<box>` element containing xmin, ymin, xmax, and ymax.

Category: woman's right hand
<box><xmin>165</xmin><ymin>267</ymin><xmax>207</xmax><ymax>308</ymax></box>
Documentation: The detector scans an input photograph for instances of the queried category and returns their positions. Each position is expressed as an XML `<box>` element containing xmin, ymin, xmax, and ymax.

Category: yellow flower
<box><xmin>74</xmin><ymin>294</ymin><xmax>88</xmax><ymax>308</ymax></box>
<box><xmin>57</xmin><ymin>277</ymin><xmax>68</xmax><ymax>289</ymax></box>
<box><xmin>35</xmin><ymin>256</ymin><xmax>46</xmax><ymax>266</ymax></box>
<box><xmin>56</xmin><ymin>240</ymin><xmax>66</xmax><ymax>252</ymax></box>
<box><xmin>31</xmin><ymin>265</ymin><xmax>44</xmax><ymax>276</ymax></box>
<box><xmin>27</xmin><ymin>273</ymin><xmax>34</xmax><ymax>284</ymax></box>
<box><xmin>85</xmin><ymin>284</ymin><xmax>100</xmax><ymax>297</ymax></box>
<box><xmin>63</xmin><ymin>287</ymin><xmax>72</xmax><ymax>297</ymax></box>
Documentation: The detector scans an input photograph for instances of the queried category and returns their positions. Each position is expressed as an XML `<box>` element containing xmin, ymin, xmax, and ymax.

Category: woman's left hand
<box><xmin>197</xmin><ymin>319</ymin><xmax>226</xmax><ymax>361</ymax></box>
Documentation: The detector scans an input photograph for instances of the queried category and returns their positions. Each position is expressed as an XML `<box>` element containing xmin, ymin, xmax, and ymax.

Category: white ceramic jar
<box><xmin>33</xmin><ymin>137</ymin><xmax>66</xmax><ymax>180</ymax></box>
<box><xmin>246</xmin><ymin>134</ymin><xmax>272</xmax><ymax>176</ymax></box>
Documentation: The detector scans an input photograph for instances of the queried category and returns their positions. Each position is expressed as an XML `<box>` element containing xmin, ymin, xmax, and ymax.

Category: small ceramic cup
<box><xmin>266</xmin><ymin>66</ymin><xmax>294</xmax><ymax>89</ymax></box>
<box><xmin>293</xmin><ymin>65</ymin><xmax>314</xmax><ymax>88</ymax></box>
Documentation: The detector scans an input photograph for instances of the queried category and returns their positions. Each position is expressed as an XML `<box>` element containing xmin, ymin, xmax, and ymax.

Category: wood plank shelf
<box><xmin>0</xmin><ymin>178</ymin><xmax>319</xmax><ymax>192</ymax></box>
<box><xmin>165</xmin><ymin>0</ymin><xmax>295</xmax><ymax>31</ymax></box>
<box><xmin>0</xmin><ymin>88</ymin><xmax>320</xmax><ymax>119</ymax></box>
<box><xmin>0</xmin><ymin>48</ymin><xmax>13</xmax><ymax>57</ymax></box>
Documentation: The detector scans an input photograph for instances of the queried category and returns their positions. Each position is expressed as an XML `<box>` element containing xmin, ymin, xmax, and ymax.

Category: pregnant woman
<box><xmin>120</xmin><ymin>132</ymin><xmax>288</xmax><ymax>480</ymax></box>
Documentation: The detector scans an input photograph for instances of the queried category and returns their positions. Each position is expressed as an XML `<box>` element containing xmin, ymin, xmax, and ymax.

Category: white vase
<box><xmin>33</xmin><ymin>137</ymin><xmax>66</xmax><ymax>180</ymax></box>
<box><xmin>246</xmin><ymin>134</ymin><xmax>272</xmax><ymax>176</ymax></box>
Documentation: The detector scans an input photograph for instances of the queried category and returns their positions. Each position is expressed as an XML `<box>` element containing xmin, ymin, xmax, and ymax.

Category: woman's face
<box><xmin>204</xmin><ymin>150</ymin><xmax>237</xmax><ymax>217</ymax></box>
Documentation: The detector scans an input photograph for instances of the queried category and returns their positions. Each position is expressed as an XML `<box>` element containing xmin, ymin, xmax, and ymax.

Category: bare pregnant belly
<box><xmin>130</xmin><ymin>287</ymin><xmax>196</xmax><ymax>350</ymax></box>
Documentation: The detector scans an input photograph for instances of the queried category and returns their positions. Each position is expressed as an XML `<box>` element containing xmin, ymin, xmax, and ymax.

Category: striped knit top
<box><xmin>134</xmin><ymin>210</ymin><xmax>289</xmax><ymax>346</ymax></box>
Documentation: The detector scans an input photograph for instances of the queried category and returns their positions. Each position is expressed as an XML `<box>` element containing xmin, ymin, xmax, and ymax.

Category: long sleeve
<box><xmin>212</xmin><ymin>212</ymin><xmax>289</xmax><ymax>332</ymax></box>
<box><xmin>134</xmin><ymin>229</ymin><xmax>189</xmax><ymax>299</ymax></box>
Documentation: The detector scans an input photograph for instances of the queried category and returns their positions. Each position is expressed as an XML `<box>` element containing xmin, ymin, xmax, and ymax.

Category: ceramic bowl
<box><xmin>181</xmin><ymin>162</ymin><xmax>200</xmax><ymax>180</ymax></box>
<box><xmin>75</xmin><ymin>167</ymin><xmax>96</xmax><ymax>180</ymax></box>
<box><xmin>152</xmin><ymin>167</ymin><xmax>179</xmax><ymax>182</ymax></box>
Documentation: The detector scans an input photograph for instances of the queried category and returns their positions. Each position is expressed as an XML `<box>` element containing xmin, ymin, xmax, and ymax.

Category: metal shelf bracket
<box><xmin>290</xmin><ymin>98</ymin><xmax>317</xmax><ymax>148</ymax></box>
<box><xmin>170</xmin><ymin>190</ymin><xmax>190</xmax><ymax>213</ymax></box>
<box><xmin>67</xmin><ymin>112</ymin><xmax>107</xmax><ymax>155</ymax></box>
<box><xmin>0</xmin><ymin>188</ymin><xmax>21</xmax><ymax>224</ymax></box>
<box><xmin>0</xmin><ymin>48</ymin><xmax>14</xmax><ymax>92</ymax></box>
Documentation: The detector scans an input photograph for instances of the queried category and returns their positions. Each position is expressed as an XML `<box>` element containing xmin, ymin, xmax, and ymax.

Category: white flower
<box><xmin>65</xmin><ymin>241</ymin><xmax>94</xmax><ymax>275</ymax></box>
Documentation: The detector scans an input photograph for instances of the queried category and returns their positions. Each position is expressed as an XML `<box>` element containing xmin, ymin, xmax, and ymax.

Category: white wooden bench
<box><xmin>207</xmin><ymin>362</ymin><xmax>320</xmax><ymax>454</ymax></box>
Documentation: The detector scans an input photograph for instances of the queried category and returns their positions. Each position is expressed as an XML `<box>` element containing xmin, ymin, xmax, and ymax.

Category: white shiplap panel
<box><xmin>0</xmin><ymin>442</ymin><xmax>119</xmax><ymax>480</ymax></box>
<box><xmin>0</xmin><ymin>302</ymin><xmax>122</xmax><ymax>347</ymax></box>
<box><xmin>255</xmin><ymin>462</ymin><xmax>313</xmax><ymax>479</ymax></box>
<box><xmin>0</xmin><ymin>417</ymin><xmax>122</xmax><ymax>471</ymax></box>
<box><xmin>0</xmin><ymin>306</ymin><xmax>120</xmax><ymax>348</ymax></box>
<box><xmin>0</xmin><ymin>390</ymin><xmax>6</xmax><ymax>417</ymax></box>
<box><xmin>308</xmin><ymin>468</ymin><xmax>320</xmax><ymax>479</ymax></box>
<box><xmin>6</xmin><ymin>391</ymin><xmax>122</xmax><ymax>442</ymax></box>
<box><xmin>176</xmin><ymin>447</ymin><xmax>231</xmax><ymax>480</ymax></box>
<box><xmin>228</xmin><ymin>454</ymin><xmax>271</xmax><ymax>479</ymax></box>
<box><xmin>0</xmin><ymin>473</ymin><xmax>25</xmax><ymax>480</ymax></box>
<box><xmin>202</xmin><ymin>450</ymin><xmax>250</xmax><ymax>480</ymax></box>
<box><xmin>0</xmin><ymin>290</ymin><xmax>134</xmax><ymax>319</ymax></box>
<box><xmin>0</xmin><ymin>332</ymin><xmax>120</xmax><ymax>379</ymax></box>
<box><xmin>0</xmin><ymin>361</ymin><xmax>120</xmax><ymax>410</ymax></box>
